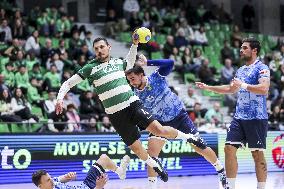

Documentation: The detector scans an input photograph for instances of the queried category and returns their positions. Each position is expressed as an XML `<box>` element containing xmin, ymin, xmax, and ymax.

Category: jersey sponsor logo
<box><xmin>103</xmin><ymin>64</ymin><xmax>119</xmax><ymax>73</ymax></box>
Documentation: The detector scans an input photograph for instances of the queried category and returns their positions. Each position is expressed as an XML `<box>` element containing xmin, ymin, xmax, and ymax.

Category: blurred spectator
<box><xmin>12</xmin><ymin>18</ymin><xmax>27</xmax><ymax>40</ymax></box>
<box><xmin>0</xmin><ymin>74</ymin><xmax>9</xmax><ymax>92</ymax></box>
<box><xmin>79</xmin><ymin>91</ymin><xmax>105</xmax><ymax>121</ymax></box>
<box><xmin>221</xmin><ymin>40</ymin><xmax>234</xmax><ymax>64</ymax></box>
<box><xmin>163</xmin><ymin>35</ymin><xmax>175</xmax><ymax>59</ymax></box>
<box><xmin>198</xmin><ymin>58</ymin><xmax>218</xmax><ymax>85</ymax></box>
<box><xmin>0</xmin><ymin>18</ymin><xmax>12</xmax><ymax>43</ymax></box>
<box><xmin>182</xmin><ymin>47</ymin><xmax>193</xmax><ymax>72</ymax></box>
<box><xmin>11</xmin><ymin>87</ymin><xmax>39</xmax><ymax>122</ymax></box>
<box><xmin>37</xmin><ymin>11</ymin><xmax>50</xmax><ymax>36</ymax></box>
<box><xmin>182</xmin><ymin>86</ymin><xmax>201</xmax><ymax>109</ymax></box>
<box><xmin>170</xmin><ymin>47</ymin><xmax>183</xmax><ymax>73</ymax></box>
<box><xmin>56</xmin><ymin>13</ymin><xmax>71</xmax><ymax>38</ymax></box>
<box><xmin>191</xmin><ymin>48</ymin><xmax>204</xmax><ymax>73</ymax></box>
<box><xmin>223</xmin><ymin>93</ymin><xmax>237</xmax><ymax>115</ymax></box>
<box><xmin>268</xmin><ymin>106</ymin><xmax>283</xmax><ymax>130</ymax></box>
<box><xmin>141</xmin><ymin>11</ymin><xmax>154</xmax><ymax>30</ymax></box>
<box><xmin>0</xmin><ymin>89</ymin><xmax>23</xmax><ymax>123</ymax></box>
<box><xmin>84</xmin><ymin>31</ymin><xmax>93</xmax><ymax>53</ymax></box>
<box><xmin>73</xmin><ymin>44</ymin><xmax>93</xmax><ymax>61</ymax></box>
<box><xmin>100</xmin><ymin>116</ymin><xmax>115</xmax><ymax>132</ymax></box>
<box><xmin>231</xmin><ymin>24</ymin><xmax>242</xmax><ymax>45</ymax></box>
<box><xmin>241</xmin><ymin>0</ymin><xmax>255</xmax><ymax>31</ymax></box>
<box><xmin>204</xmin><ymin>102</ymin><xmax>223</xmax><ymax>125</ymax></box>
<box><xmin>188</xmin><ymin>102</ymin><xmax>206</xmax><ymax>126</ymax></box>
<box><xmin>27</xmin><ymin>77</ymin><xmax>44</xmax><ymax>113</ymax></box>
<box><xmin>123</xmin><ymin>0</ymin><xmax>140</xmax><ymax>21</ymax></box>
<box><xmin>43</xmin><ymin>64</ymin><xmax>61</xmax><ymax>92</ymax></box>
<box><xmin>15</xmin><ymin>65</ymin><xmax>29</xmax><ymax>90</ymax></box>
<box><xmin>14</xmin><ymin>50</ymin><xmax>27</xmax><ymax>68</ymax></box>
<box><xmin>4</xmin><ymin>38</ymin><xmax>23</xmax><ymax>60</ymax></box>
<box><xmin>25</xmin><ymin>30</ymin><xmax>40</xmax><ymax>56</ymax></box>
<box><xmin>1</xmin><ymin>63</ymin><xmax>15</xmax><ymax>90</ymax></box>
<box><xmin>194</xmin><ymin>26</ymin><xmax>208</xmax><ymax>47</ymax></box>
<box><xmin>180</xmin><ymin>19</ymin><xmax>195</xmax><ymax>44</ymax></box>
<box><xmin>221</xmin><ymin>58</ymin><xmax>234</xmax><ymax>84</ymax></box>
<box><xmin>46</xmin><ymin>51</ymin><xmax>64</xmax><ymax>75</ymax></box>
<box><xmin>231</xmin><ymin>39</ymin><xmax>241</xmax><ymax>66</ymax></box>
<box><xmin>69</xmin><ymin>30</ymin><xmax>84</xmax><ymax>58</ymax></box>
<box><xmin>104</xmin><ymin>9</ymin><xmax>119</xmax><ymax>38</ymax></box>
<box><xmin>174</xmin><ymin>28</ymin><xmax>188</xmax><ymax>48</ymax></box>
<box><xmin>128</xmin><ymin>12</ymin><xmax>142</xmax><ymax>31</ymax></box>
<box><xmin>66</xmin><ymin>103</ymin><xmax>81</xmax><ymax>132</ymax></box>
<box><xmin>40</xmin><ymin>38</ymin><xmax>54</xmax><ymax>65</ymax></box>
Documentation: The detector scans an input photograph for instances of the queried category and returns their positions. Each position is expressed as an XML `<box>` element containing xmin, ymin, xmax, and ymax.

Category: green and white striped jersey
<box><xmin>77</xmin><ymin>57</ymin><xmax>139</xmax><ymax>114</ymax></box>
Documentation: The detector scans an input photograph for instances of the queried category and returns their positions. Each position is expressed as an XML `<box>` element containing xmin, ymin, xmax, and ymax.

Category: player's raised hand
<box><xmin>132</xmin><ymin>29</ymin><xmax>139</xmax><ymax>45</ymax></box>
<box><xmin>55</xmin><ymin>100</ymin><xmax>64</xmax><ymax>115</ymax></box>
<box><xmin>95</xmin><ymin>174</ymin><xmax>108</xmax><ymax>189</ymax></box>
<box><xmin>136</xmin><ymin>54</ymin><xmax>147</xmax><ymax>66</ymax></box>
<box><xmin>64</xmin><ymin>172</ymin><xmax>76</xmax><ymax>180</ymax></box>
<box><xmin>195</xmin><ymin>82</ymin><xmax>208</xmax><ymax>89</ymax></box>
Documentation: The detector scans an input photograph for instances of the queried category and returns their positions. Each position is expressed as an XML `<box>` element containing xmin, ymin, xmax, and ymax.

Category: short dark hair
<box><xmin>93</xmin><ymin>37</ymin><xmax>109</xmax><ymax>47</ymax></box>
<box><xmin>242</xmin><ymin>37</ymin><xmax>261</xmax><ymax>55</ymax></box>
<box><xmin>32</xmin><ymin>170</ymin><xmax>47</xmax><ymax>186</ymax></box>
<box><xmin>125</xmin><ymin>66</ymin><xmax>145</xmax><ymax>76</ymax></box>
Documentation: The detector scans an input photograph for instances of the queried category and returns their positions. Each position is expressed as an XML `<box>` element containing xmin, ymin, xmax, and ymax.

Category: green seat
<box><xmin>39</xmin><ymin>36</ymin><xmax>46</xmax><ymax>46</ymax></box>
<box><xmin>119</xmin><ymin>32</ymin><xmax>132</xmax><ymax>43</ymax></box>
<box><xmin>0</xmin><ymin>123</ymin><xmax>10</xmax><ymax>133</ymax></box>
<box><xmin>11</xmin><ymin>124</ymin><xmax>27</xmax><ymax>133</ymax></box>
<box><xmin>29</xmin><ymin>123</ymin><xmax>42</xmax><ymax>132</ymax></box>
<box><xmin>52</xmin><ymin>38</ymin><xmax>59</xmax><ymax>48</ymax></box>
<box><xmin>151</xmin><ymin>52</ymin><xmax>163</xmax><ymax>59</ymax></box>
<box><xmin>156</xmin><ymin>34</ymin><xmax>166</xmax><ymax>45</ymax></box>
<box><xmin>31</xmin><ymin>106</ymin><xmax>43</xmax><ymax>118</ymax></box>
<box><xmin>184</xmin><ymin>73</ymin><xmax>199</xmax><ymax>84</ymax></box>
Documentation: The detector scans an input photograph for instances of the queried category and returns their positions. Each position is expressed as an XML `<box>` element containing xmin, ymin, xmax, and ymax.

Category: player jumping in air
<box><xmin>125</xmin><ymin>55</ymin><xmax>227</xmax><ymax>189</ymax></box>
<box><xmin>55</xmin><ymin>31</ymin><xmax>206</xmax><ymax>182</ymax></box>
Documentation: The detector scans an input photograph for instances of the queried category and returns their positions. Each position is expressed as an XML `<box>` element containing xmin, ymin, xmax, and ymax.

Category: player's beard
<box><xmin>240</xmin><ymin>53</ymin><xmax>252</xmax><ymax>62</ymax></box>
<box><xmin>97</xmin><ymin>53</ymin><xmax>109</xmax><ymax>62</ymax></box>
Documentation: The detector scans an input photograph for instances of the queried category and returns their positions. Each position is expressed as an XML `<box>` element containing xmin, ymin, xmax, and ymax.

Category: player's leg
<box><xmin>96</xmin><ymin>154</ymin><xmax>130</xmax><ymax>179</ymax></box>
<box><xmin>146</xmin><ymin>136</ymin><xmax>166</xmax><ymax>189</ymax></box>
<box><xmin>251</xmin><ymin>150</ymin><xmax>267</xmax><ymax>189</ymax></box>
<box><xmin>108</xmin><ymin>106</ymin><xmax>168</xmax><ymax>182</ymax></box>
<box><xmin>224</xmin><ymin>119</ymin><xmax>245</xmax><ymax>189</ymax></box>
<box><xmin>132</xmin><ymin>101</ymin><xmax>206</xmax><ymax>148</ymax></box>
<box><xmin>128</xmin><ymin>139</ymin><xmax>168</xmax><ymax>182</ymax></box>
<box><xmin>244</xmin><ymin>120</ymin><xmax>268</xmax><ymax>189</ymax></box>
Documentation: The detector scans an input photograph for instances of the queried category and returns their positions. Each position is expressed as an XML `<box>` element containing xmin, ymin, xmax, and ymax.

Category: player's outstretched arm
<box><xmin>124</xmin><ymin>31</ymin><xmax>139</xmax><ymax>71</ymax></box>
<box><xmin>136</xmin><ymin>54</ymin><xmax>174</xmax><ymax>76</ymax></box>
<box><xmin>56</xmin><ymin>74</ymin><xmax>83</xmax><ymax>114</ymax></box>
<box><xmin>231</xmin><ymin>77</ymin><xmax>270</xmax><ymax>95</ymax></box>
<box><xmin>58</xmin><ymin>172</ymin><xmax>77</xmax><ymax>183</ymax></box>
<box><xmin>195</xmin><ymin>81</ymin><xmax>239</xmax><ymax>94</ymax></box>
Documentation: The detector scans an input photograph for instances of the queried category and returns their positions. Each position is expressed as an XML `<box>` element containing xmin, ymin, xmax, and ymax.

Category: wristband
<box><xmin>241</xmin><ymin>83</ymin><xmax>248</xmax><ymax>89</ymax></box>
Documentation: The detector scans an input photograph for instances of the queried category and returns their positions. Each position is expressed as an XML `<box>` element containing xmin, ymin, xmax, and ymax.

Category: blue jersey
<box><xmin>53</xmin><ymin>177</ymin><xmax>89</xmax><ymax>189</ymax></box>
<box><xmin>234</xmin><ymin>60</ymin><xmax>270</xmax><ymax>120</ymax></box>
<box><xmin>134</xmin><ymin>70</ymin><xmax>184</xmax><ymax>122</ymax></box>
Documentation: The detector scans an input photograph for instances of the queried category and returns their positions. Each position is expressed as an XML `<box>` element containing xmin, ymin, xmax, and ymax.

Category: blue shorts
<box><xmin>149</xmin><ymin>109</ymin><xmax>198</xmax><ymax>140</ymax></box>
<box><xmin>226</xmin><ymin>118</ymin><xmax>268</xmax><ymax>150</ymax></box>
<box><xmin>83</xmin><ymin>163</ymin><xmax>105</xmax><ymax>189</ymax></box>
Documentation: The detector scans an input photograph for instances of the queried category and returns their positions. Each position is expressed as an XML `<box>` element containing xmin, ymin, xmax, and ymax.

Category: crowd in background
<box><xmin>0</xmin><ymin>0</ymin><xmax>284</xmax><ymax>133</ymax></box>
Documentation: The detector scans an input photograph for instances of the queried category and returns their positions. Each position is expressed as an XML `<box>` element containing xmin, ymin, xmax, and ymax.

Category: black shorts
<box><xmin>108</xmin><ymin>100</ymin><xmax>155</xmax><ymax>146</ymax></box>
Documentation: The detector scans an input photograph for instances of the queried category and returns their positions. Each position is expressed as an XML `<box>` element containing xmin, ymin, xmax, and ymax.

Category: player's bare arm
<box><xmin>56</xmin><ymin>74</ymin><xmax>83</xmax><ymax>114</ymax></box>
<box><xmin>231</xmin><ymin>77</ymin><xmax>270</xmax><ymax>95</ymax></box>
<box><xmin>195</xmin><ymin>81</ymin><xmax>239</xmax><ymax>94</ymax></box>
<box><xmin>58</xmin><ymin>172</ymin><xmax>77</xmax><ymax>183</ymax></box>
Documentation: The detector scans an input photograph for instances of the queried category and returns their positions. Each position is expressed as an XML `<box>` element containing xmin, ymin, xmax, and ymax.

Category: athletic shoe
<box><xmin>218</xmin><ymin>168</ymin><xmax>228</xmax><ymax>188</ymax></box>
<box><xmin>152</xmin><ymin>157</ymin><xmax>168</xmax><ymax>182</ymax></box>
<box><xmin>187</xmin><ymin>135</ymin><xmax>207</xmax><ymax>149</ymax></box>
<box><xmin>117</xmin><ymin>155</ymin><xmax>130</xmax><ymax>179</ymax></box>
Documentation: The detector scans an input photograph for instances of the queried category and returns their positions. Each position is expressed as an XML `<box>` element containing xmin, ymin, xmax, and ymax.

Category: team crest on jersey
<box><xmin>103</xmin><ymin>64</ymin><xmax>119</xmax><ymax>73</ymax></box>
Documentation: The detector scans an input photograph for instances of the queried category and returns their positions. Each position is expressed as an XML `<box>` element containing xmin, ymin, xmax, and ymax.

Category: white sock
<box><xmin>257</xmin><ymin>182</ymin><xmax>266</xmax><ymax>189</ymax></box>
<box><xmin>148</xmin><ymin>177</ymin><xmax>157</xmax><ymax>189</ymax></box>
<box><xmin>175</xmin><ymin>131</ymin><xmax>191</xmax><ymax>141</ymax></box>
<box><xmin>145</xmin><ymin>155</ymin><xmax>158</xmax><ymax>168</ymax></box>
<box><xmin>212</xmin><ymin>159</ymin><xmax>224</xmax><ymax>172</ymax></box>
<box><xmin>227</xmin><ymin>178</ymin><xmax>236</xmax><ymax>189</ymax></box>
<box><xmin>114</xmin><ymin>166</ymin><xmax>122</xmax><ymax>175</ymax></box>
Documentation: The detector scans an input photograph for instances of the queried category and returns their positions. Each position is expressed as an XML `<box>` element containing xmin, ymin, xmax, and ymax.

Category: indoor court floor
<box><xmin>0</xmin><ymin>172</ymin><xmax>283</xmax><ymax>189</ymax></box>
